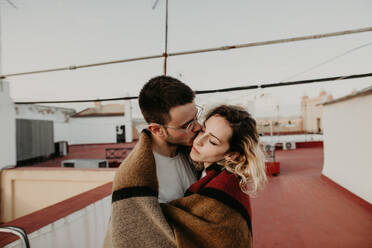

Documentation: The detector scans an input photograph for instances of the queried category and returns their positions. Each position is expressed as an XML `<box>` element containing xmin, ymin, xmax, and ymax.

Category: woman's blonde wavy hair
<box><xmin>203</xmin><ymin>105</ymin><xmax>268</xmax><ymax>197</ymax></box>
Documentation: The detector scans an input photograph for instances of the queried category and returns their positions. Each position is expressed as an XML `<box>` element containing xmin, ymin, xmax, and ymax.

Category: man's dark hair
<box><xmin>139</xmin><ymin>75</ymin><xmax>195</xmax><ymax>124</ymax></box>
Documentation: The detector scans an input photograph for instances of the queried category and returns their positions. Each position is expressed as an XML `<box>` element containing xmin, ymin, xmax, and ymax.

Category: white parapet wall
<box><xmin>322</xmin><ymin>92</ymin><xmax>372</xmax><ymax>203</ymax></box>
<box><xmin>0</xmin><ymin>81</ymin><xmax>16</xmax><ymax>169</ymax></box>
<box><xmin>4</xmin><ymin>196</ymin><xmax>111</xmax><ymax>248</ymax></box>
<box><xmin>0</xmin><ymin>168</ymin><xmax>116</xmax><ymax>223</ymax></box>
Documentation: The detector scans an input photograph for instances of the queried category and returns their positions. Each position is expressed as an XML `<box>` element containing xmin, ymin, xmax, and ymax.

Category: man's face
<box><xmin>163</xmin><ymin>102</ymin><xmax>202</xmax><ymax>146</ymax></box>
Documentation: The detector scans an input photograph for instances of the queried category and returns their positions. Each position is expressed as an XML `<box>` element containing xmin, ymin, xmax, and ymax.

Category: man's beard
<box><xmin>164</xmin><ymin>130</ymin><xmax>195</xmax><ymax>147</ymax></box>
<box><xmin>165</xmin><ymin>134</ymin><xmax>187</xmax><ymax>146</ymax></box>
<box><xmin>165</xmin><ymin>140</ymin><xmax>180</xmax><ymax>147</ymax></box>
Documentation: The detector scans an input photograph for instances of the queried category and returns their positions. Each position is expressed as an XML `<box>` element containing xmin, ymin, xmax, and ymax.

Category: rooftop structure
<box><xmin>321</xmin><ymin>85</ymin><xmax>372</xmax><ymax>203</ymax></box>
<box><xmin>73</xmin><ymin>102</ymin><xmax>125</xmax><ymax>117</ymax></box>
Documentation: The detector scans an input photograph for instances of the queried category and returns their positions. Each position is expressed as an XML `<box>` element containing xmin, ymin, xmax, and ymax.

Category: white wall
<box><xmin>322</xmin><ymin>94</ymin><xmax>372</xmax><ymax>203</ymax></box>
<box><xmin>56</xmin><ymin>116</ymin><xmax>125</xmax><ymax>144</ymax></box>
<box><xmin>0</xmin><ymin>81</ymin><xmax>16</xmax><ymax>169</ymax></box>
<box><xmin>124</xmin><ymin>99</ymin><xmax>133</xmax><ymax>142</ymax></box>
<box><xmin>5</xmin><ymin>196</ymin><xmax>111</xmax><ymax>248</ymax></box>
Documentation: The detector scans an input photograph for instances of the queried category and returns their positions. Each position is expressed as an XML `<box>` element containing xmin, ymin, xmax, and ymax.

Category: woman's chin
<box><xmin>190</xmin><ymin>151</ymin><xmax>200</xmax><ymax>162</ymax></box>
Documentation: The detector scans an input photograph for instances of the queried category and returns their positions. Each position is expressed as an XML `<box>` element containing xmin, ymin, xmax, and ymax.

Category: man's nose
<box><xmin>192</xmin><ymin>121</ymin><xmax>202</xmax><ymax>132</ymax></box>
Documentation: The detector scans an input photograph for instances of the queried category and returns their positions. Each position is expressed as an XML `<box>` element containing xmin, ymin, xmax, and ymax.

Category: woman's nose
<box><xmin>195</xmin><ymin>133</ymin><xmax>204</xmax><ymax>146</ymax></box>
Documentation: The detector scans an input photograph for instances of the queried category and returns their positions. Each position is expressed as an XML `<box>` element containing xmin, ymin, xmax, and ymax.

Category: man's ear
<box><xmin>224</xmin><ymin>152</ymin><xmax>240</xmax><ymax>162</ymax></box>
<box><xmin>148</xmin><ymin>123</ymin><xmax>166</xmax><ymax>137</ymax></box>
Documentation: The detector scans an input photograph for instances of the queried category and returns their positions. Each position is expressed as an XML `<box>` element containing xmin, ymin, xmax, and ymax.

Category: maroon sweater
<box><xmin>185</xmin><ymin>163</ymin><xmax>253</xmax><ymax>233</ymax></box>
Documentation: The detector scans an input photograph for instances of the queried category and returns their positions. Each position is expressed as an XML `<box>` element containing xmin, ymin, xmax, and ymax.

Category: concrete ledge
<box><xmin>0</xmin><ymin>182</ymin><xmax>113</xmax><ymax>247</ymax></box>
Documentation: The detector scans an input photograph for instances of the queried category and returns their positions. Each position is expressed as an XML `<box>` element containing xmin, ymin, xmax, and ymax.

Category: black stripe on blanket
<box><xmin>112</xmin><ymin>186</ymin><xmax>158</xmax><ymax>203</ymax></box>
<box><xmin>184</xmin><ymin>189</ymin><xmax>193</xmax><ymax>197</ymax></box>
<box><xmin>199</xmin><ymin>187</ymin><xmax>252</xmax><ymax>232</ymax></box>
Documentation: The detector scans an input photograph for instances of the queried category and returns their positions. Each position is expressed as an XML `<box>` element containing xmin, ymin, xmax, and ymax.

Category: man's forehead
<box><xmin>168</xmin><ymin>102</ymin><xmax>196</xmax><ymax>125</ymax></box>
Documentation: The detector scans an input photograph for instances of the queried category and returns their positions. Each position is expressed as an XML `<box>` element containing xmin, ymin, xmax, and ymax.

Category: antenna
<box><xmin>0</xmin><ymin>0</ymin><xmax>17</xmax><ymax>89</ymax></box>
<box><xmin>5</xmin><ymin>0</ymin><xmax>17</xmax><ymax>9</ymax></box>
<box><xmin>152</xmin><ymin>0</ymin><xmax>159</xmax><ymax>10</ymax></box>
<box><xmin>164</xmin><ymin>0</ymin><xmax>168</xmax><ymax>75</ymax></box>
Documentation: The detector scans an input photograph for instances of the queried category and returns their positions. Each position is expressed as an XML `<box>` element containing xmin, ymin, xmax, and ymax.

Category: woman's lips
<box><xmin>192</xmin><ymin>146</ymin><xmax>200</xmax><ymax>154</ymax></box>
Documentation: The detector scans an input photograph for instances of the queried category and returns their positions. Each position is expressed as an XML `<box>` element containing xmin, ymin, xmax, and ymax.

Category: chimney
<box><xmin>94</xmin><ymin>101</ymin><xmax>103</xmax><ymax>110</ymax></box>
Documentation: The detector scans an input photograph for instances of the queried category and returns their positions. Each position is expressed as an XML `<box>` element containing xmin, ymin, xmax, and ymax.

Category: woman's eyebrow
<box><xmin>207</xmin><ymin>132</ymin><xmax>222</xmax><ymax>143</ymax></box>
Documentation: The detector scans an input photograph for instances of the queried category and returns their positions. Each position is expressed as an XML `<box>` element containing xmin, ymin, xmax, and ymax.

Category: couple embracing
<box><xmin>103</xmin><ymin>76</ymin><xmax>267</xmax><ymax>248</ymax></box>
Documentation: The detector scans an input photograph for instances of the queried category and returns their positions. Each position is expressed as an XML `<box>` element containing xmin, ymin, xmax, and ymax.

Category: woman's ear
<box><xmin>224</xmin><ymin>152</ymin><xmax>240</xmax><ymax>162</ymax></box>
<box><xmin>148</xmin><ymin>123</ymin><xmax>165</xmax><ymax>137</ymax></box>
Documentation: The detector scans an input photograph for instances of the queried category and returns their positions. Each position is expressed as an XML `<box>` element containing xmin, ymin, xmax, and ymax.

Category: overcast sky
<box><xmin>2</xmin><ymin>0</ymin><xmax>372</xmax><ymax>116</ymax></box>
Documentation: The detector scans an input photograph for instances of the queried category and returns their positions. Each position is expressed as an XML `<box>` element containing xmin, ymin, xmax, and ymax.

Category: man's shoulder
<box><xmin>121</xmin><ymin>130</ymin><xmax>153</xmax><ymax>165</ymax></box>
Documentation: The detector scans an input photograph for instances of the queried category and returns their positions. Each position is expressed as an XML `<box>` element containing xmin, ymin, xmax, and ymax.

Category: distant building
<box><xmin>12</xmin><ymin>101</ymin><xmax>142</xmax><ymax>164</ymax></box>
<box><xmin>62</xmin><ymin>101</ymin><xmax>140</xmax><ymax>144</ymax></box>
<box><xmin>256</xmin><ymin>116</ymin><xmax>303</xmax><ymax>135</ymax></box>
<box><xmin>322</xmin><ymin>85</ymin><xmax>372</xmax><ymax>203</ymax></box>
<box><xmin>67</xmin><ymin>102</ymin><xmax>128</xmax><ymax>144</ymax></box>
<box><xmin>14</xmin><ymin>104</ymin><xmax>75</xmax><ymax>164</ymax></box>
<box><xmin>301</xmin><ymin>91</ymin><xmax>333</xmax><ymax>133</ymax></box>
<box><xmin>256</xmin><ymin>91</ymin><xmax>333</xmax><ymax>135</ymax></box>
<box><xmin>74</xmin><ymin>102</ymin><xmax>124</xmax><ymax>117</ymax></box>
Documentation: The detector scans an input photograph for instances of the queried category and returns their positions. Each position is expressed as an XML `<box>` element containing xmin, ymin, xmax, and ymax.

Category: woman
<box><xmin>104</xmin><ymin>105</ymin><xmax>267</xmax><ymax>248</ymax></box>
<box><xmin>191</xmin><ymin>104</ymin><xmax>267</xmax><ymax>196</ymax></box>
<box><xmin>161</xmin><ymin>105</ymin><xmax>267</xmax><ymax>248</ymax></box>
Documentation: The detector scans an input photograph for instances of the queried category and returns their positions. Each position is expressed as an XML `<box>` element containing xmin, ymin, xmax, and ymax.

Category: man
<box><xmin>138</xmin><ymin>75</ymin><xmax>202</xmax><ymax>202</ymax></box>
<box><xmin>103</xmin><ymin>75</ymin><xmax>202</xmax><ymax>247</ymax></box>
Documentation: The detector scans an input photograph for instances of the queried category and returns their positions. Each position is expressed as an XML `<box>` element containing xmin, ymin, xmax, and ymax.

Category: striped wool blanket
<box><xmin>103</xmin><ymin>132</ymin><xmax>252</xmax><ymax>248</ymax></box>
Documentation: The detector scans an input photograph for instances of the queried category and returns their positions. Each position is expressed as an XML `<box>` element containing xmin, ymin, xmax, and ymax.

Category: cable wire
<box><xmin>281</xmin><ymin>40</ymin><xmax>372</xmax><ymax>81</ymax></box>
<box><xmin>2</xmin><ymin>26</ymin><xmax>372</xmax><ymax>79</ymax></box>
<box><xmin>14</xmin><ymin>72</ymin><xmax>372</xmax><ymax>104</ymax></box>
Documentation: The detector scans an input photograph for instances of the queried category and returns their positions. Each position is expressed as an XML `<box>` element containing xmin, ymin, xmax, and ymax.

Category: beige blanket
<box><xmin>103</xmin><ymin>132</ymin><xmax>252</xmax><ymax>248</ymax></box>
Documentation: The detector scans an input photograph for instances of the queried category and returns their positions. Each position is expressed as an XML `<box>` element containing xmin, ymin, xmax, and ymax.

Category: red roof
<box><xmin>73</xmin><ymin>103</ymin><xmax>125</xmax><ymax>117</ymax></box>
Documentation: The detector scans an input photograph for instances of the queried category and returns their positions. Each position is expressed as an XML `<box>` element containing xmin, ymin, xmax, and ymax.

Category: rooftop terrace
<box><xmin>1</xmin><ymin>144</ymin><xmax>371</xmax><ymax>247</ymax></box>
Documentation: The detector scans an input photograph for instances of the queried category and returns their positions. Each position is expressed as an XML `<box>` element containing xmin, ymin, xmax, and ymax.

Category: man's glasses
<box><xmin>162</xmin><ymin>105</ymin><xmax>203</xmax><ymax>133</ymax></box>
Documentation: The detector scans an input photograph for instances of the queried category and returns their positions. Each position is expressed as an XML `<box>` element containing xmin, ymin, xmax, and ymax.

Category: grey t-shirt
<box><xmin>153</xmin><ymin>151</ymin><xmax>197</xmax><ymax>203</ymax></box>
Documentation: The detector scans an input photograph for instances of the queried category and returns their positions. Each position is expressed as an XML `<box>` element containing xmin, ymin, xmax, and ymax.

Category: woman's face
<box><xmin>190</xmin><ymin>115</ymin><xmax>233</xmax><ymax>165</ymax></box>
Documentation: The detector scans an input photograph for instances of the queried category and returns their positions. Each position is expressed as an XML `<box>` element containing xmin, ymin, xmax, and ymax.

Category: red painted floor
<box><xmin>23</xmin><ymin>145</ymin><xmax>372</xmax><ymax>247</ymax></box>
<box><xmin>251</xmin><ymin>147</ymin><xmax>372</xmax><ymax>248</ymax></box>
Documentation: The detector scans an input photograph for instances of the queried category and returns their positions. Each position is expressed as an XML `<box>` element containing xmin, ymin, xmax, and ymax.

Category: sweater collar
<box><xmin>205</xmin><ymin>163</ymin><xmax>223</xmax><ymax>173</ymax></box>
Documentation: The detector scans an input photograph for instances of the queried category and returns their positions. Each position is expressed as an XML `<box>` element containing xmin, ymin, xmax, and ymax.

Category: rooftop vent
<box><xmin>61</xmin><ymin>159</ymin><xmax>108</xmax><ymax>168</ymax></box>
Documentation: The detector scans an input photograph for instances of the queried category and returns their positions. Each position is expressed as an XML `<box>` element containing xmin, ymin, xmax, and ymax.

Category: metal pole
<box><xmin>163</xmin><ymin>0</ymin><xmax>168</xmax><ymax>75</ymax></box>
<box><xmin>0</xmin><ymin>1</ymin><xmax>3</xmax><ymax>91</ymax></box>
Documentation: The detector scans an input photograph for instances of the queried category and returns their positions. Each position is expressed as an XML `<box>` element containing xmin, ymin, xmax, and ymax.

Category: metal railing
<box><xmin>0</xmin><ymin>226</ymin><xmax>30</xmax><ymax>248</ymax></box>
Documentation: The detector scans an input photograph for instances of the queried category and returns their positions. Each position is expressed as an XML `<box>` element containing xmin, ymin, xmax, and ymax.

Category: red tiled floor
<box><xmin>252</xmin><ymin>147</ymin><xmax>372</xmax><ymax>248</ymax></box>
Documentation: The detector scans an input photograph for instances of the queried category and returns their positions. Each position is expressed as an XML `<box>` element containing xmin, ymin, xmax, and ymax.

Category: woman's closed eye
<box><xmin>201</xmin><ymin>127</ymin><xmax>218</xmax><ymax>145</ymax></box>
